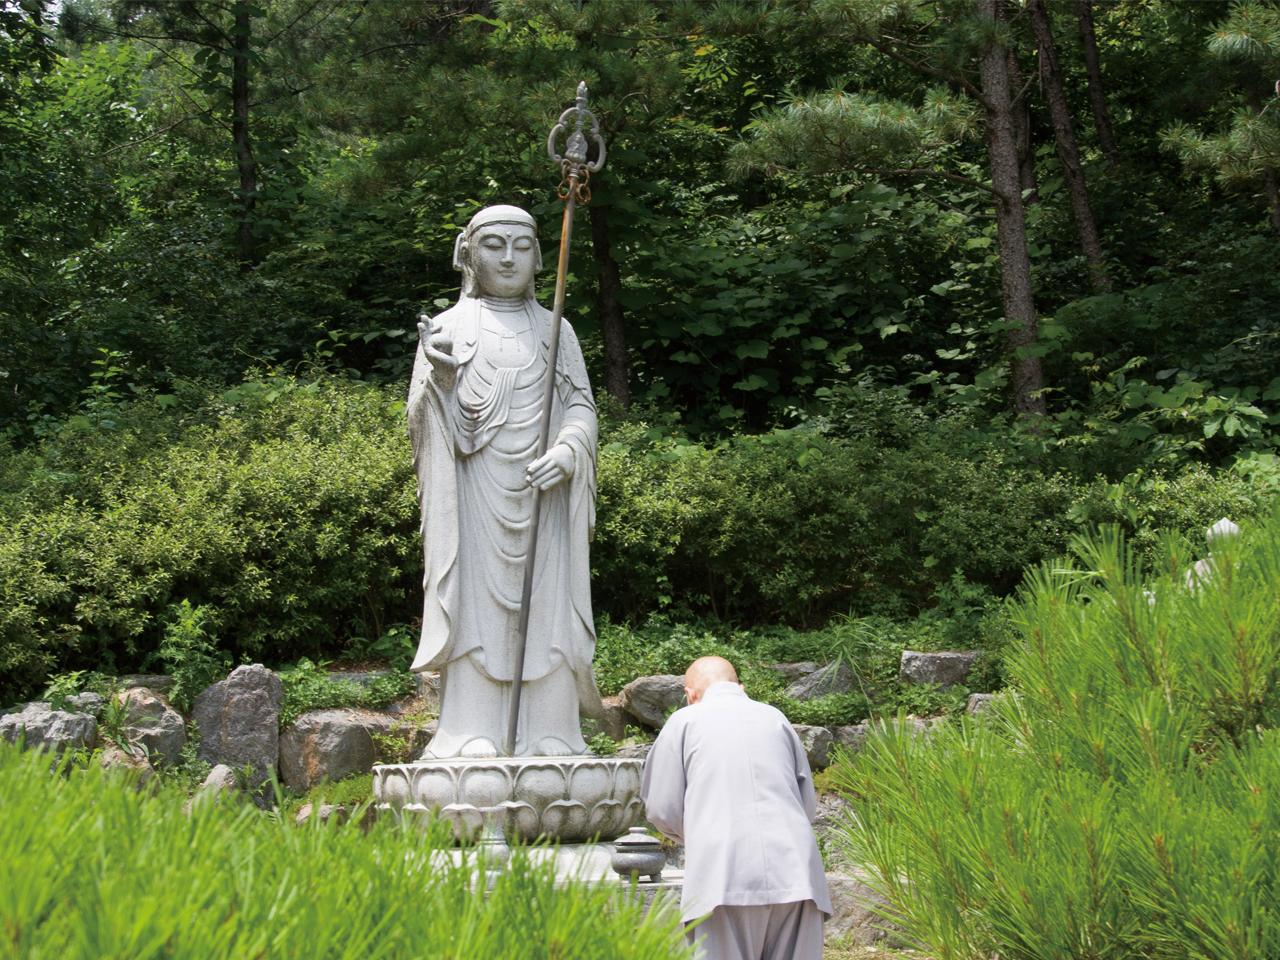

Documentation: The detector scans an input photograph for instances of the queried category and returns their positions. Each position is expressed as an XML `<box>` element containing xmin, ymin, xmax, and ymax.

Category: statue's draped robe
<box><xmin>407</xmin><ymin>295</ymin><xmax>605</xmax><ymax>727</ymax></box>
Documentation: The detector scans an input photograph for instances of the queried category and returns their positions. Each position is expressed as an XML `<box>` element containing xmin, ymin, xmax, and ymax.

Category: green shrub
<box><xmin>828</xmin><ymin>515</ymin><xmax>1280</xmax><ymax>960</ymax></box>
<box><xmin>0</xmin><ymin>379</ymin><xmax>419</xmax><ymax>703</ymax></box>
<box><xmin>0</xmin><ymin>377</ymin><xmax>1270</xmax><ymax>704</ymax></box>
<box><xmin>0</xmin><ymin>744</ymin><xmax>692</xmax><ymax>960</ymax></box>
<box><xmin>279</xmin><ymin>658</ymin><xmax>416</xmax><ymax>727</ymax></box>
<box><xmin>158</xmin><ymin>600</ymin><xmax>231</xmax><ymax>713</ymax></box>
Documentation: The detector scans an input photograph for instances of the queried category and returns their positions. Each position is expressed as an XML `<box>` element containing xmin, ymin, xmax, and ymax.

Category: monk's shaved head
<box><xmin>684</xmin><ymin>656</ymin><xmax>739</xmax><ymax>702</ymax></box>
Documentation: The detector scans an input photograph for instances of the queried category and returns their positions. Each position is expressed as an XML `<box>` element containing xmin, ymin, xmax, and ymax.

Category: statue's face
<box><xmin>468</xmin><ymin>224</ymin><xmax>538</xmax><ymax>298</ymax></box>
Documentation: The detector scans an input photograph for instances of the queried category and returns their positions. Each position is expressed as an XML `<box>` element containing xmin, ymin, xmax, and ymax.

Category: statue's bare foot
<box><xmin>535</xmin><ymin>737</ymin><xmax>574</xmax><ymax>757</ymax></box>
<box><xmin>460</xmin><ymin>737</ymin><xmax>498</xmax><ymax>758</ymax></box>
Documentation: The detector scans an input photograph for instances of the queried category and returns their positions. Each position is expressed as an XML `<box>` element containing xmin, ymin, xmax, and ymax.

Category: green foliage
<box><xmin>595</xmin><ymin>416</ymin><xmax>1271</xmax><ymax>624</ymax></box>
<box><xmin>828</xmin><ymin>515</ymin><xmax>1280</xmax><ymax>960</ymax></box>
<box><xmin>1</xmin><ymin>380</ymin><xmax>1271</xmax><ymax>704</ymax></box>
<box><xmin>40</xmin><ymin>670</ymin><xmax>91</xmax><ymax>713</ymax></box>
<box><xmin>585</xmin><ymin>731</ymin><xmax>618</xmax><ymax>756</ymax></box>
<box><xmin>278</xmin><ymin>659</ymin><xmax>415</xmax><ymax>728</ymax></box>
<box><xmin>0</xmin><ymin>379</ymin><xmax>419</xmax><ymax>703</ymax></box>
<box><xmin>0</xmin><ymin>743</ymin><xmax>693</xmax><ymax>960</ymax></box>
<box><xmin>1162</xmin><ymin>3</ymin><xmax>1280</xmax><ymax>198</ymax></box>
<box><xmin>158</xmin><ymin>600</ymin><xmax>230</xmax><ymax>713</ymax></box>
<box><xmin>340</xmin><ymin>623</ymin><xmax>417</xmax><ymax>672</ymax></box>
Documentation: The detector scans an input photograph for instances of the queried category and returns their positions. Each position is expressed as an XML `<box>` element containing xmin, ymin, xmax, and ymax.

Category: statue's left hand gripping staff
<box><xmin>505</xmin><ymin>83</ymin><xmax>606</xmax><ymax>758</ymax></box>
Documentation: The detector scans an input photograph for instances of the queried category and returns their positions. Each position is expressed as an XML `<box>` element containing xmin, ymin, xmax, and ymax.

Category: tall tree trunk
<box><xmin>231</xmin><ymin>1</ymin><xmax>258</xmax><ymax>268</ymax></box>
<box><xmin>979</xmin><ymin>0</ymin><xmax>1045</xmax><ymax>420</ymax></box>
<box><xmin>1006</xmin><ymin>43</ymin><xmax>1039</xmax><ymax>202</ymax></box>
<box><xmin>589</xmin><ymin>204</ymin><xmax>631</xmax><ymax>409</ymax></box>
<box><xmin>1028</xmin><ymin>0</ymin><xmax>1110</xmax><ymax>293</ymax></box>
<box><xmin>1075</xmin><ymin>0</ymin><xmax>1120</xmax><ymax>169</ymax></box>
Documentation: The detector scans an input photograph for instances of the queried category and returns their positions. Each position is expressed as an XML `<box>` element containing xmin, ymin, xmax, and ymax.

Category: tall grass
<box><xmin>0</xmin><ymin>746</ymin><xmax>692</xmax><ymax>960</ymax></box>
<box><xmin>828</xmin><ymin>515</ymin><xmax>1280</xmax><ymax>960</ymax></box>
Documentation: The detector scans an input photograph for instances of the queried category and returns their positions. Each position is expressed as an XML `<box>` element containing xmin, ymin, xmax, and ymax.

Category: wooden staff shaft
<box><xmin>505</xmin><ymin>173</ymin><xmax>578</xmax><ymax>758</ymax></box>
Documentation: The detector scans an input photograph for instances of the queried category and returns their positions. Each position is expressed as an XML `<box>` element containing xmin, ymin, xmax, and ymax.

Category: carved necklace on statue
<box><xmin>480</xmin><ymin>296</ymin><xmax>537</xmax><ymax>368</ymax></box>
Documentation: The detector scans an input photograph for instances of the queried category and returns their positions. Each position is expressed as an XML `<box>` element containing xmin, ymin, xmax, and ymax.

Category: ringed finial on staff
<box><xmin>548</xmin><ymin>81</ymin><xmax>606</xmax><ymax>200</ymax></box>
<box><xmin>505</xmin><ymin>81</ymin><xmax>607</xmax><ymax>759</ymax></box>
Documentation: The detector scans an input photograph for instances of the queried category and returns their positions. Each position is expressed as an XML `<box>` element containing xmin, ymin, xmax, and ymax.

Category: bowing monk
<box><xmin>641</xmin><ymin>656</ymin><xmax>831</xmax><ymax>960</ymax></box>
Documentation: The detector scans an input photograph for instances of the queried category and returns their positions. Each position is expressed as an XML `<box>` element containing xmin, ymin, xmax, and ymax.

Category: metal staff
<box><xmin>505</xmin><ymin>82</ymin><xmax>606</xmax><ymax>757</ymax></box>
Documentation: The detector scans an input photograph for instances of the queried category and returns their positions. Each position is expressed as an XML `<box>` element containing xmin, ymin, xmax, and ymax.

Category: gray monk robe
<box><xmin>642</xmin><ymin>682</ymin><xmax>831</xmax><ymax>958</ymax></box>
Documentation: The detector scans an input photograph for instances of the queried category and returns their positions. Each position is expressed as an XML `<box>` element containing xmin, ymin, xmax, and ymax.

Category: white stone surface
<box><xmin>408</xmin><ymin>204</ymin><xmax>604</xmax><ymax>758</ymax></box>
<box><xmin>373</xmin><ymin>755</ymin><xmax>644</xmax><ymax>844</ymax></box>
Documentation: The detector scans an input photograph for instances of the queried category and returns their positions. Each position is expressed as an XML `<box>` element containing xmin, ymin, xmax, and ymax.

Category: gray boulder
<box><xmin>582</xmin><ymin>696</ymin><xmax>630</xmax><ymax>742</ymax></box>
<box><xmin>899</xmin><ymin>650</ymin><xmax>980</xmax><ymax>690</ymax></box>
<box><xmin>966</xmin><ymin>692</ymin><xmax>998</xmax><ymax>716</ymax></box>
<box><xmin>118</xmin><ymin>687</ymin><xmax>186</xmax><ymax>767</ymax></box>
<box><xmin>67</xmin><ymin>692</ymin><xmax>104</xmax><ymax>715</ymax></box>
<box><xmin>183</xmin><ymin>764</ymin><xmax>243</xmax><ymax>813</ymax></box>
<box><xmin>786</xmin><ymin>662</ymin><xmax>856</xmax><ymax>701</ymax></box>
<box><xmin>832</xmin><ymin>723</ymin><xmax>869</xmax><ymax>757</ymax></box>
<box><xmin>824</xmin><ymin>872</ymin><xmax>913</xmax><ymax>949</ymax></box>
<box><xmin>296</xmin><ymin>802</ymin><xmax>377</xmax><ymax>831</ymax></box>
<box><xmin>619</xmin><ymin>675</ymin><xmax>686</xmax><ymax>728</ymax></box>
<box><xmin>278</xmin><ymin>710</ymin><xmax>397</xmax><ymax>791</ymax></box>
<box><xmin>767</xmin><ymin>662</ymin><xmax>820</xmax><ymax>682</ymax></box>
<box><xmin>202</xmin><ymin>763</ymin><xmax>240</xmax><ymax>793</ymax></box>
<box><xmin>0</xmin><ymin>702</ymin><xmax>97</xmax><ymax>753</ymax></box>
<box><xmin>793</xmin><ymin>724</ymin><xmax>834</xmax><ymax>769</ymax></box>
<box><xmin>614</xmin><ymin>741</ymin><xmax>653</xmax><ymax>760</ymax></box>
<box><xmin>116</xmin><ymin>675</ymin><xmax>176</xmax><ymax>694</ymax></box>
<box><xmin>327</xmin><ymin>669</ymin><xmax>392</xmax><ymax>687</ymax></box>
<box><xmin>99</xmin><ymin>744</ymin><xmax>154</xmax><ymax>788</ymax></box>
<box><xmin>191</xmin><ymin>664</ymin><xmax>283</xmax><ymax>790</ymax></box>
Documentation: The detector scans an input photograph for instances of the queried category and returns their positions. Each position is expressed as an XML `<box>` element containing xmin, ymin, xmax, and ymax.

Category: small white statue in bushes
<box><xmin>407</xmin><ymin>205</ymin><xmax>606</xmax><ymax>759</ymax></box>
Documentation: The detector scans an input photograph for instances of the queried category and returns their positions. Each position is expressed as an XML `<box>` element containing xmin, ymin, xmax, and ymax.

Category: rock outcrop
<box><xmin>118</xmin><ymin>687</ymin><xmax>186</xmax><ymax>767</ymax></box>
<box><xmin>786</xmin><ymin>662</ymin><xmax>856</xmax><ymax>701</ymax></box>
<box><xmin>278</xmin><ymin>710</ymin><xmax>397</xmax><ymax>791</ymax></box>
<box><xmin>619</xmin><ymin>675</ymin><xmax>686</xmax><ymax>728</ymax></box>
<box><xmin>898</xmin><ymin>650</ymin><xmax>980</xmax><ymax>690</ymax></box>
<box><xmin>191</xmin><ymin>664</ymin><xmax>283</xmax><ymax>794</ymax></box>
<box><xmin>0</xmin><ymin>702</ymin><xmax>97</xmax><ymax>753</ymax></box>
<box><xmin>792</xmin><ymin>724</ymin><xmax>834</xmax><ymax>769</ymax></box>
<box><xmin>824</xmin><ymin>872</ymin><xmax>913</xmax><ymax>949</ymax></box>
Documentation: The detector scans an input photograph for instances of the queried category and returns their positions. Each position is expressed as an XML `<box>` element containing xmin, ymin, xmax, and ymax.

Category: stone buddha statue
<box><xmin>407</xmin><ymin>204</ymin><xmax>606</xmax><ymax>759</ymax></box>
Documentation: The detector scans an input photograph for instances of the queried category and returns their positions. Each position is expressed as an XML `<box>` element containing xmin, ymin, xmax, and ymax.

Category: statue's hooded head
<box><xmin>453</xmin><ymin>205</ymin><xmax>543</xmax><ymax>300</ymax></box>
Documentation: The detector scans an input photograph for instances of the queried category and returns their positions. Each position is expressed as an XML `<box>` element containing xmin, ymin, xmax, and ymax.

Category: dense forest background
<box><xmin>2</xmin><ymin>0</ymin><xmax>1279</xmax><ymax>701</ymax></box>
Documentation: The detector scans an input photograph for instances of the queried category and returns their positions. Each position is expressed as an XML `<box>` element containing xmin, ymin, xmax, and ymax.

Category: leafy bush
<box><xmin>593</xmin><ymin>420</ymin><xmax>1268</xmax><ymax>625</ymax></box>
<box><xmin>0</xmin><ymin>378</ymin><xmax>1270</xmax><ymax>704</ymax></box>
<box><xmin>279</xmin><ymin>659</ymin><xmax>416</xmax><ymax>727</ymax></box>
<box><xmin>339</xmin><ymin>622</ymin><xmax>417</xmax><ymax>672</ymax></box>
<box><xmin>0</xmin><ymin>744</ymin><xmax>692</xmax><ymax>960</ymax></box>
<box><xmin>158</xmin><ymin>600</ymin><xmax>231</xmax><ymax>713</ymax></box>
<box><xmin>828</xmin><ymin>515</ymin><xmax>1280</xmax><ymax>960</ymax></box>
<box><xmin>0</xmin><ymin>379</ymin><xmax>419</xmax><ymax>703</ymax></box>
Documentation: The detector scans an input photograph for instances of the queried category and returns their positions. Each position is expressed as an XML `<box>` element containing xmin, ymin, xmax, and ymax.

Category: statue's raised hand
<box><xmin>526</xmin><ymin>444</ymin><xmax>575</xmax><ymax>491</ymax></box>
<box><xmin>419</xmin><ymin>318</ymin><xmax>459</xmax><ymax>380</ymax></box>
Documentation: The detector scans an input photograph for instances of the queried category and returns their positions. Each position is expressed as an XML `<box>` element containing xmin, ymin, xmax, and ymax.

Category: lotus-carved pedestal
<box><xmin>372</xmin><ymin>757</ymin><xmax>645</xmax><ymax>843</ymax></box>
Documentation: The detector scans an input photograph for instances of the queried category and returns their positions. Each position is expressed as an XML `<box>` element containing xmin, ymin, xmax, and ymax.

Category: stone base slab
<box><xmin>372</xmin><ymin>756</ymin><xmax>645</xmax><ymax>844</ymax></box>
